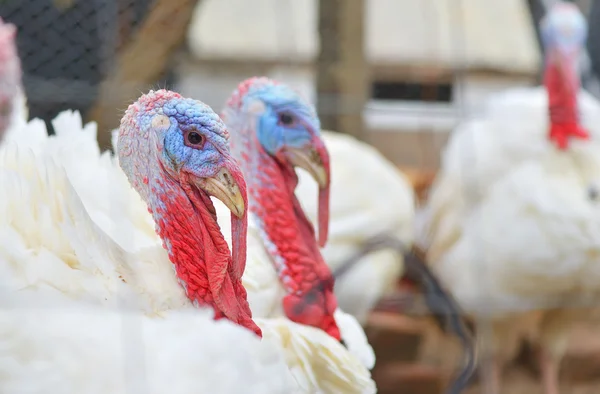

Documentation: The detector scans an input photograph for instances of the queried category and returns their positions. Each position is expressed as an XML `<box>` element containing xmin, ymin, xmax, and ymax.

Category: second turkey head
<box><xmin>222</xmin><ymin>77</ymin><xmax>342</xmax><ymax>341</ymax></box>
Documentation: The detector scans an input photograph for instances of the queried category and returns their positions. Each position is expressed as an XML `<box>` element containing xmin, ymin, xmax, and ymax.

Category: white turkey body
<box><xmin>419</xmin><ymin>87</ymin><xmax>600</xmax><ymax>260</ymax></box>
<box><xmin>0</xmin><ymin>110</ymin><xmax>374</xmax><ymax>393</ymax></box>
<box><xmin>435</xmin><ymin>141</ymin><xmax>600</xmax><ymax>317</ymax></box>
<box><xmin>418</xmin><ymin>85</ymin><xmax>600</xmax><ymax>391</ymax></box>
<box><xmin>0</xmin><ymin>304</ymin><xmax>298</xmax><ymax>394</ymax></box>
<box><xmin>0</xmin><ymin>112</ymin><xmax>298</xmax><ymax>394</ymax></box>
<box><xmin>420</xmin><ymin>4</ymin><xmax>600</xmax><ymax>393</ymax></box>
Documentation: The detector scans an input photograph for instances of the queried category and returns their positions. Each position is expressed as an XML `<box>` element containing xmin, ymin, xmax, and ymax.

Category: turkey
<box><xmin>218</xmin><ymin>77</ymin><xmax>376</xmax><ymax>381</ymax></box>
<box><xmin>418</xmin><ymin>3</ymin><xmax>600</xmax><ymax>394</ymax></box>
<box><xmin>418</xmin><ymin>1</ymin><xmax>600</xmax><ymax>261</ymax></box>
<box><xmin>295</xmin><ymin>130</ymin><xmax>415</xmax><ymax>324</ymax></box>
<box><xmin>115</xmin><ymin>104</ymin><xmax>374</xmax><ymax>392</ymax></box>
<box><xmin>0</xmin><ymin>90</ymin><xmax>305</xmax><ymax>393</ymax></box>
<box><xmin>0</xmin><ymin>17</ymin><xmax>27</xmax><ymax>142</ymax></box>
<box><xmin>0</xmin><ymin>13</ymin><xmax>374</xmax><ymax>392</ymax></box>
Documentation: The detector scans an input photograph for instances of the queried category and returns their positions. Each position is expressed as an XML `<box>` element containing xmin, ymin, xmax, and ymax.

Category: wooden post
<box><xmin>316</xmin><ymin>0</ymin><xmax>368</xmax><ymax>141</ymax></box>
<box><xmin>88</xmin><ymin>0</ymin><xmax>200</xmax><ymax>149</ymax></box>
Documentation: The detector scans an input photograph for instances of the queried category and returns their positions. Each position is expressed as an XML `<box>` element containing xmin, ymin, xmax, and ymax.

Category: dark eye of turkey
<box><xmin>588</xmin><ymin>185</ymin><xmax>598</xmax><ymax>201</ymax></box>
<box><xmin>278</xmin><ymin>113</ymin><xmax>294</xmax><ymax>126</ymax></box>
<box><xmin>187</xmin><ymin>131</ymin><xmax>203</xmax><ymax>145</ymax></box>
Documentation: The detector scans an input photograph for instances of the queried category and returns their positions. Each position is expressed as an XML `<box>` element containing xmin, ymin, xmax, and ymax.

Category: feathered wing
<box><xmin>295</xmin><ymin>131</ymin><xmax>415</xmax><ymax>323</ymax></box>
<box><xmin>257</xmin><ymin>317</ymin><xmax>376</xmax><ymax>394</ymax></box>
<box><xmin>0</xmin><ymin>112</ymin><xmax>192</xmax><ymax>316</ymax></box>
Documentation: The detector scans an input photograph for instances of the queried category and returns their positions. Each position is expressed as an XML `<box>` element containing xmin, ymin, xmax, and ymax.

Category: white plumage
<box><xmin>419</xmin><ymin>82</ymin><xmax>600</xmax><ymax>393</ymax></box>
<box><xmin>433</xmin><ymin>141</ymin><xmax>600</xmax><ymax>316</ymax></box>
<box><xmin>0</xmin><ymin>110</ymin><xmax>375</xmax><ymax>393</ymax></box>
<box><xmin>0</xmin><ymin>112</ymin><xmax>298</xmax><ymax>394</ymax></box>
<box><xmin>419</xmin><ymin>88</ymin><xmax>600</xmax><ymax>260</ymax></box>
<box><xmin>0</xmin><ymin>304</ymin><xmax>298</xmax><ymax>394</ymax></box>
<box><xmin>295</xmin><ymin>131</ymin><xmax>415</xmax><ymax>323</ymax></box>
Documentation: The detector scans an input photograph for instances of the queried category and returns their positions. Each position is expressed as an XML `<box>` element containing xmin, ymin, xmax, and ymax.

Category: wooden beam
<box><xmin>88</xmin><ymin>0</ymin><xmax>200</xmax><ymax>149</ymax></box>
<box><xmin>316</xmin><ymin>0</ymin><xmax>369</xmax><ymax>141</ymax></box>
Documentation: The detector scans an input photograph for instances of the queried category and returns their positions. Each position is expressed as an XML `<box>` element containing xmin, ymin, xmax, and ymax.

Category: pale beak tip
<box><xmin>316</xmin><ymin>168</ymin><xmax>328</xmax><ymax>189</ymax></box>
<box><xmin>231</xmin><ymin>196</ymin><xmax>245</xmax><ymax>219</ymax></box>
<box><xmin>195</xmin><ymin>168</ymin><xmax>247</xmax><ymax>219</ymax></box>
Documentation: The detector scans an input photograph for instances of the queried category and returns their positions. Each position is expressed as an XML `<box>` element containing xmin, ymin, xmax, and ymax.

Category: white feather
<box><xmin>0</xmin><ymin>300</ymin><xmax>298</xmax><ymax>394</ymax></box>
<box><xmin>0</xmin><ymin>111</ymin><xmax>375</xmax><ymax>394</ymax></box>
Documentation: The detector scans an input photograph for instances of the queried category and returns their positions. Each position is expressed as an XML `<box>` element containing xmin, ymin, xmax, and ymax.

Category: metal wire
<box><xmin>331</xmin><ymin>233</ymin><xmax>477</xmax><ymax>394</ymax></box>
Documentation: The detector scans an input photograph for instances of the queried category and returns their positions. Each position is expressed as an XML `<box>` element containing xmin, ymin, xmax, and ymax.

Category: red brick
<box><xmin>365</xmin><ymin>312</ymin><xmax>425</xmax><ymax>363</ymax></box>
<box><xmin>372</xmin><ymin>362</ymin><xmax>446</xmax><ymax>394</ymax></box>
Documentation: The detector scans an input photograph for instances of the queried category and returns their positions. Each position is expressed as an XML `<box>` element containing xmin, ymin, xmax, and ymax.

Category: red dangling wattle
<box><xmin>544</xmin><ymin>55</ymin><xmax>588</xmax><ymax>150</ymax></box>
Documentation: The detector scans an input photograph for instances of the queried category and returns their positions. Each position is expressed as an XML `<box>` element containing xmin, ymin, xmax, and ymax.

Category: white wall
<box><xmin>176</xmin><ymin>61</ymin><xmax>535</xmax><ymax>135</ymax></box>
<box><xmin>175</xmin><ymin>61</ymin><xmax>315</xmax><ymax>113</ymax></box>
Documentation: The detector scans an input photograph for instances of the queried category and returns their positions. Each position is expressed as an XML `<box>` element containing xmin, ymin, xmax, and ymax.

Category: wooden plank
<box><xmin>365</xmin><ymin>312</ymin><xmax>426</xmax><ymax>363</ymax></box>
<box><xmin>316</xmin><ymin>0</ymin><xmax>368</xmax><ymax>141</ymax></box>
<box><xmin>372</xmin><ymin>362</ymin><xmax>446</xmax><ymax>394</ymax></box>
<box><xmin>88</xmin><ymin>0</ymin><xmax>200</xmax><ymax>149</ymax></box>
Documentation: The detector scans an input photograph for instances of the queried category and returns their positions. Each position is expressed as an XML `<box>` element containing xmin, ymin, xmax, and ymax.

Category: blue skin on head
<box><xmin>541</xmin><ymin>6</ymin><xmax>587</xmax><ymax>52</ymax></box>
<box><xmin>243</xmin><ymin>84</ymin><xmax>321</xmax><ymax>156</ymax></box>
<box><xmin>138</xmin><ymin>97</ymin><xmax>232</xmax><ymax>180</ymax></box>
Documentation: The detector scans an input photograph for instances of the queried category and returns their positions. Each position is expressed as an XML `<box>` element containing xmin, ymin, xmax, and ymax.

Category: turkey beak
<box><xmin>196</xmin><ymin>166</ymin><xmax>246</xmax><ymax>218</ymax></box>
<box><xmin>285</xmin><ymin>144</ymin><xmax>328</xmax><ymax>188</ymax></box>
<box><xmin>194</xmin><ymin>160</ymin><xmax>248</xmax><ymax>279</ymax></box>
<box><xmin>284</xmin><ymin>135</ymin><xmax>331</xmax><ymax>247</ymax></box>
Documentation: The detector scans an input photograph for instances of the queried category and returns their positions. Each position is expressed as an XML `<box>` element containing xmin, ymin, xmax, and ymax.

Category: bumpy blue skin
<box><xmin>141</xmin><ymin>97</ymin><xmax>233</xmax><ymax>180</ymax></box>
<box><xmin>242</xmin><ymin>84</ymin><xmax>322</xmax><ymax>156</ymax></box>
<box><xmin>119</xmin><ymin>94</ymin><xmax>236</xmax><ymax>231</ymax></box>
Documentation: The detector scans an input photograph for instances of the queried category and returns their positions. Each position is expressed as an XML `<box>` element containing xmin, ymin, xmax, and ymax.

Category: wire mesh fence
<box><xmin>0</xmin><ymin>0</ymin><xmax>191</xmax><ymax>145</ymax></box>
<box><xmin>1</xmin><ymin>0</ymin><xmax>150</xmax><ymax>130</ymax></box>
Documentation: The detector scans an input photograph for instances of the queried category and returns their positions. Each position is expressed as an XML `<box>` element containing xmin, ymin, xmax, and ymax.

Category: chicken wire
<box><xmin>0</xmin><ymin>0</ymin><xmax>170</xmax><ymax>133</ymax></box>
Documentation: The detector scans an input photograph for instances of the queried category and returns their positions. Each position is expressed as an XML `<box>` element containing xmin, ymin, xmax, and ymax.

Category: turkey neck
<box><xmin>249</xmin><ymin>149</ymin><xmax>330</xmax><ymax>291</ymax></box>
<box><xmin>146</xmin><ymin>168</ymin><xmax>258</xmax><ymax>334</ymax></box>
<box><xmin>544</xmin><ymin>50</ymin><xmax>580</xmax><ymax>128</ymax></box>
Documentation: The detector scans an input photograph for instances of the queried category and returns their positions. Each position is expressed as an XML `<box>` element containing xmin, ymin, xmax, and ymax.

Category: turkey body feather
<box><xmin>0</xmin><ymin>110</ymin><xmax>375</xmax><ymax>394</ymax></box>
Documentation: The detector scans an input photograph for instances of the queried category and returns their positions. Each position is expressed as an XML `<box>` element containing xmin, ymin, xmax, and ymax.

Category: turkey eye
<box><xmin>278</xmin><ymin>113</ymin><xmax>294</xmax><ymax>126</ymax></box>
<box><xmin>187</xmin><ymin>131</ymin><xmax>204</xmax><ymax>145</ymax></box>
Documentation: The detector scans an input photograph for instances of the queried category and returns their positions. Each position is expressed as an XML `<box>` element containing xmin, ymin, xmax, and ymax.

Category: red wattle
<box><xmin>549</xmin><ymin>123</ymin><xmax>589</xmax><ymax>150</ymax></box>
<box><xmin>226</xmin><ymin>161</ymin><xmax>249</xmax><ymax>280</ymax></box>
<box><xmin>251</xmin><ymin>150</ymin><xmax>341</xmax><ymax>340</ymax></box>
<box><xmin>156</xmin><ymin>174</ymin><xmax>261</xmax><ymax>337</ymax></box>
<box><xmin>314</xmin><ymin>135</ymin><xmax>331</xmax><ymax>247</ymax></box>
<box><xmin>318</xmin><ymin>185</ymin><xmax>329</xmax><ymax>248</ymax></box>
<box><xmin>544</xmin><ymin>54</ymin><xmax>587</xmax><ymax>150</ymax></box>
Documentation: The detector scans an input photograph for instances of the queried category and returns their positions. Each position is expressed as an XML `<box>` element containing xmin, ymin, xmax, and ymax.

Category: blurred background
<box><xmin>3</xmin><ymin>0</ymin><xmax>600</xmax><ymax>393</ymax></box>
